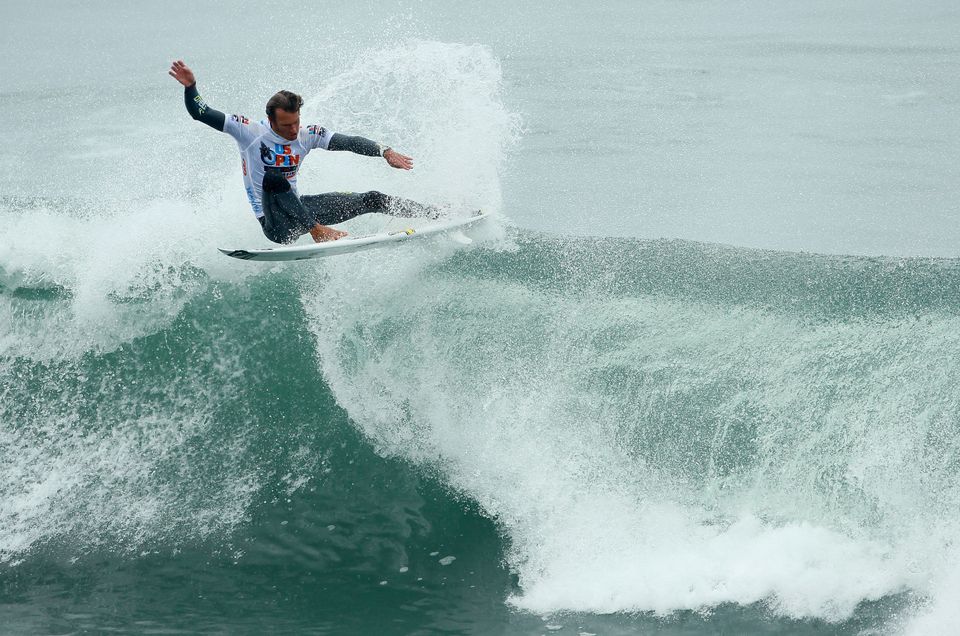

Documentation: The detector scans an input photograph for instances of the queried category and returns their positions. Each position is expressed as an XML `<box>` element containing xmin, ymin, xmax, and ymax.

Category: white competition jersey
<box><xmin>223</xmin><ymin>114</ymin><xmax>335</xmax><ymax>218</ymax></box>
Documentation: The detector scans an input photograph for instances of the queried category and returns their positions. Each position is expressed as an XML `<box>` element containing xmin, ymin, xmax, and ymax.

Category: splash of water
<box><xmin>302</xmin><ymin>233</ymin><xmax>960</xmax><ymax>626</ymax></box>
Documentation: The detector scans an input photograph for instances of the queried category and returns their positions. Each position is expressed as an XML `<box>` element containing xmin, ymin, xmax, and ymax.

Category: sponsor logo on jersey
<box><xmin>259</xmin><ymin>142</ymin><xmax>300</xmax><ymax>168</ymax></box>
<box><xmin>307</xmin><ymin>125</ymin><xmax>326</xmax><ymax>137</ymax></box>
<box><xmin>231</xmin><ymin>114</ymin><xmax>250</xmax><ymax>125</ymax></box>
<box><xmin>245</xmin><ymin>186</ymin><xmax>263</xmax><ymax>214</ymax></box>
<box><xmin>193</xmin><ymin>94</ymin><xmax>209</xmax><ymax>115</ymax></box>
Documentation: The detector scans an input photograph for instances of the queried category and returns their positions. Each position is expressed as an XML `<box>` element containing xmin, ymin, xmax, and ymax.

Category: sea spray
<box><xmin>303</xmin><ymin>232</ymin><xmax>960</xmax><ymax>625</ymax></box>
<box><xmin>0</xmin><ymin>39</ymin><xmax>517</xmax><ymax>569</ymax></box>
<box><xmin>297</xmin><ymin>40</ymin><xmax>522</xmax><ymax>214</ymax></box>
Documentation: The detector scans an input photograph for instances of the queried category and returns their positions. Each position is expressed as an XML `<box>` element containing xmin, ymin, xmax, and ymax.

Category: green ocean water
<box><xmin>4</xmin><ymin>232</ymin><xmax>960</xmax><ymax>633</ymax></box>
<box><xmin>0</xmin><ymin>273</ymin><xmax>513</xmax><ymax>634</ymax></box>
<box><xmin>3</xmin><ymin>1</ymin><xmax>960</xmax><ymax>634</ymax></box>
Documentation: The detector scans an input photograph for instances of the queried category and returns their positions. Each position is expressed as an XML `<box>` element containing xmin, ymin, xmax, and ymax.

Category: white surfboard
<box><xmin>219</xmin><ymin>211</ymin><xmax>490</xmax><ymax>262</ymax></box>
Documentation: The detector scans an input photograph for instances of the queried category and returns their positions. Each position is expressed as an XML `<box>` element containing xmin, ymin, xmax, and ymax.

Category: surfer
<box><xmin>169</xmin><ymin>59</ymin><xmax>436</xmax><ymax>244</ymax></box>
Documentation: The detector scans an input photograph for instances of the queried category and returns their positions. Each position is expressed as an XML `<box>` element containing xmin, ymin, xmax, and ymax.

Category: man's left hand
<box><xmin>384</xmin><ymin>149</ymin><xmax>413</xmax><ymax>170</ymax></box>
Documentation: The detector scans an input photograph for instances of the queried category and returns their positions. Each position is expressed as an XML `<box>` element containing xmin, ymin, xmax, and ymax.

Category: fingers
<box><xmin>168</xmin><ymin>60</ymin><xmax>195</xmax><ymax>86</ymax></box>
<box><xmin>383</xmin><ymin>148</ymin><xmax>414</xmax><ymax>170</ymax></box>
<box><xmin>389</xmin><ymin>153</ymin><xmax>414</xmax><ymax>170</ymax></box>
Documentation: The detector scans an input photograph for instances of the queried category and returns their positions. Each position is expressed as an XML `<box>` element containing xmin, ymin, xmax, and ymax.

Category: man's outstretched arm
<box><xmin>169</xmin><ymin>60</ymin><xmax>226</xmax><ymax>132</ymax></box>
<box><xmin>327</xmin><ymin>133</ymin><xmax>414</xmax><ymax>170</ymax></box>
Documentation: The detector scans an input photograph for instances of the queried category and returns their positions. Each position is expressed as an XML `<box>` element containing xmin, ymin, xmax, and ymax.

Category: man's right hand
<box><xmin>168</xmin><ymin>60</ymin><xmax>196</xmax><ymax>87</ymax></box>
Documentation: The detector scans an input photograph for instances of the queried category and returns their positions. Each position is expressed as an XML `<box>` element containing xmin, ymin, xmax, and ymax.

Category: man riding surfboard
<box><xmin>169</xmin><ymin>60</ymin><xmax>436</xmax><ymax>244</ymax></box>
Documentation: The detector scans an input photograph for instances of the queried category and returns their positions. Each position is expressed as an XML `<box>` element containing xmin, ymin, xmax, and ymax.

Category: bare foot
<box><xmin>310</xmin><ymin>224</ymin><xmax>348</xmax><ymax>242</ymax></box>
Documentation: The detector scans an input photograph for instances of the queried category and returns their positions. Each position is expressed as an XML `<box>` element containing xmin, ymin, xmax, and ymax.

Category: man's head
<box><xmin>266</xmin><ymin>90</ymin><xmax>304</xmax><ymax>141</ymax></box>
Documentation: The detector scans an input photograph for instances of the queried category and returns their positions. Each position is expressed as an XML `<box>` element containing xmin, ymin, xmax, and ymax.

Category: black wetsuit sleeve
<box><xmin>183</xmin><ymin>83</ymin><xmax>227</xmax><ymax>132</ymax></box>
<box><xmin>327</xmin><ymin>133</ymin><xmax>384</xmax><ymax>157</ymax></box>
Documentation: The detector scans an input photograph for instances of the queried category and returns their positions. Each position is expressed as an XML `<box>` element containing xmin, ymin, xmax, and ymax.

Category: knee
<box><xmin>261</xmin><ymin>220</ymin><xmax>294</xmax><ymax>245</ymax></box>
<box><xmin>363</xmin><ymin>190</ymin><xmax>391</xmax><ymax>210</ymax></box>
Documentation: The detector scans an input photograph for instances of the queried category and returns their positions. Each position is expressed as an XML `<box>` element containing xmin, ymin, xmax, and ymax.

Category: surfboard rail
<box><xmin>218</xmin><ymin>211</ymin><xmax>489</xmax><ymax>262</ymax></box>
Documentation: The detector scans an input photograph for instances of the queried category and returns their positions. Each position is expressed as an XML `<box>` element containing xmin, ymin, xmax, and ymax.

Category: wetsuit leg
<box><xmin>260</xmin><ymin>169</ymin><xmax>444</xmax><ymax>244</ymax></box>
<box><xmin>260</xmin><ymin>169</ymin><xmax>315</xmax><ymax>244</ymax></box>
<box><xmin>300</xmin><ymin>192</ymin><xmax>441</xmax><ymax>226</ymax></box>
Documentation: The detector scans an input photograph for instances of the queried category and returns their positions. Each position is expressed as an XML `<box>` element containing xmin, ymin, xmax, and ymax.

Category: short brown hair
<box><xmin>266</xmin><ymin>90</ymin><xmax>304</xmax><ymax>120</ymax></box>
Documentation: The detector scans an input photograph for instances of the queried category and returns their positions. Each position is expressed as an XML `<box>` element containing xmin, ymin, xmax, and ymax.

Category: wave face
<box><xmin>2</xmin><ymin>39</ymin><xmax>959</xmax><ymax>634</ymax></box>
<box><xmin>305</xmin><ymin>232</ymin><xmax>960</xmax><ymax>629</ymax></box>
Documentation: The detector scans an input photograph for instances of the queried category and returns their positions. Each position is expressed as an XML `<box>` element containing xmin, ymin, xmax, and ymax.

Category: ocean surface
<box><xmin>2</xmin><ymin>1</ymin><xmax>960</xmax><ymax>634</ymax></box>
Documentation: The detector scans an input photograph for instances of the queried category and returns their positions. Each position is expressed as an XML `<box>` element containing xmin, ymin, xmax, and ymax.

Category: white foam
<box><xmin>0</xmin><ymin>390</ymin><xmax>261</xmax><ymax>563</ymax></box>
<box><xmin>304</xmin><ymin>251</ymin><xmax>960</xmax><ymax>625</ymax></box>
<box><xmin>0</xmin><ymin>184</ymin><xmax>260</xmax><ymax>361</ymax></box>
<box><xmin>900</xmin><ymin>550</ymin><xmax>960</xmax><ymax>635</ymax></box>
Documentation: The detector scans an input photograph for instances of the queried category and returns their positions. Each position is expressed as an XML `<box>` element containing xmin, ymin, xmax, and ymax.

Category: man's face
<box><xmin>270</xmin><ymin>108</ymin><xmax>300</xmax><ymax>141</ymax></box>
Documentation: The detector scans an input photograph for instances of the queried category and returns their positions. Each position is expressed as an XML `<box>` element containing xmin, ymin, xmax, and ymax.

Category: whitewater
<box><xmin>3</xmin><ymin>1</ymin><xmax>960</xmax><ymax>634</ymax></box>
